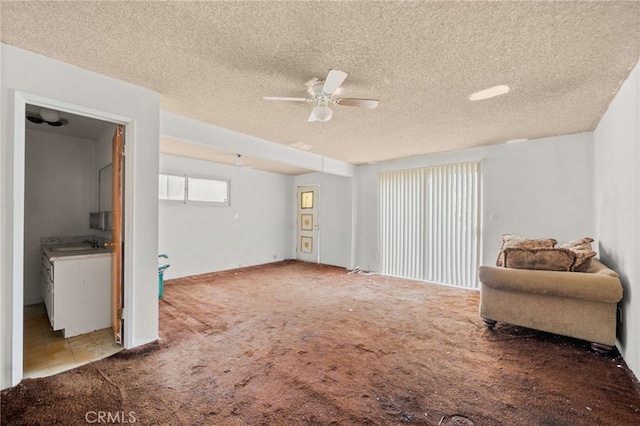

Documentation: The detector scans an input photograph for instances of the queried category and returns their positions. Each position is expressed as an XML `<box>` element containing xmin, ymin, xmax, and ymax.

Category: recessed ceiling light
<box><xmin>289</xmin><ymin>141</ymin><xmax>313</xmax><ymax>151</ymax></box>
<box><xmin>505</xmin><ymin>138</ymin><xmax>527</xmax><ymax>144</ymax></box>
<box><xmin>469</xmin><ymin>85</ymin><xmax>510</xmax><ymax>101</ymax></box>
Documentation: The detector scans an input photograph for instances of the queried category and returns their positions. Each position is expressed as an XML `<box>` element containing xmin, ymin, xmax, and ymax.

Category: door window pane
<box><xmin>301</xmin><ymin>191</ymin><xmax>314</xmax><ymax>209</ymax></box>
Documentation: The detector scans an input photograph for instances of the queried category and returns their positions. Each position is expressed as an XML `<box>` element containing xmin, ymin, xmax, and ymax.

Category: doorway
<box><xmin>296</xmin><ymin>185</ymin><xmax>320</xmax><ymax>263</ymax></box>
<box><xmin>23</xmin><ymin>105</ymin><xmax>123</xmax><ymax>378</ymax></box>
<box><xmin>11</xmin><ymin>91</ymin><xmax>131</xmax><ymax>385</ymax></box>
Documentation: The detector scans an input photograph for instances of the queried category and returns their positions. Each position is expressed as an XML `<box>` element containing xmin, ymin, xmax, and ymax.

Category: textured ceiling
<box><xmin>3</xmin><ymin>1</ymin><xmax>640</xmax><ymax>169</ymax></box>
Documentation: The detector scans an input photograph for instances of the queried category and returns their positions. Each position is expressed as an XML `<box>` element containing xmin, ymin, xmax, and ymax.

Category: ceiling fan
<box><xmin>263</xmin><ymin>69</ymin><xmax>379</xmax><ymax>122</ymax></box>
<box><xmin>26</xmin><ymin>108</ymin><xmax>68</xmax><ymax>127</ymax></box>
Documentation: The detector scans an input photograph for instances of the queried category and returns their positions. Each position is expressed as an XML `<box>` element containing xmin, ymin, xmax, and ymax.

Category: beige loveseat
<box><xmin>479</xmin><ymin>259</ymin><xmax>623</xmax><ymax>353</ymax></box>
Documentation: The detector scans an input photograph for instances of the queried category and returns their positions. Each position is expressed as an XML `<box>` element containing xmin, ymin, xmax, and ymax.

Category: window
<box><xmin>159</xmin><ymin>174</ymin><xmax>186</xmax><ymax>201</ymax></box>
<box><xmin>187</xmin><ymin>177</ymin><xmax>228</xmax><ymax>204</ymax></box>
<box><xmin>378</xmin><ymin>161</ymin><xmax>481</xmax><ymax>289</ymax></box>
<box><xmin>159</xmin><ymin>173</ymin><xmax>229</xmax><ymax>205</ymax></box>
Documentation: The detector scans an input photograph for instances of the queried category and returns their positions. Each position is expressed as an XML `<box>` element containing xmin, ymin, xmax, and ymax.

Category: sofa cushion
<box><xmin>560</xmin><ymin>237</ymin><xmax>597</xmax><ymax>272</ymax></box>
<box><xmin>496</xmin><ymin>234</ymin><xmax>558</xmax><ymax>267</ymax></box>
<box><xmin>503</xmin><ymin>247</ymin><xmax>576</xmax><ymax>271</ymax></box>
<box><xmin>586</xmin><ymin>258</ymin><xmax>619</xmax><ymax>277</ymax></box>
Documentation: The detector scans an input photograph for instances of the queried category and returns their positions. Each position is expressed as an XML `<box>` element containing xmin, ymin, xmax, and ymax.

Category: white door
<box><xmin>297</xmin><ymin>185</ymin><xmax>319</xmax><ymax>263</ymax></box>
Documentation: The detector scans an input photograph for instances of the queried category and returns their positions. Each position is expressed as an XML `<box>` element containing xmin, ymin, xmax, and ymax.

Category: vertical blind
<box><xmin>379</xmin><ymin>161</ymin><xmax>481</xmax><ymax>289</ymax></box>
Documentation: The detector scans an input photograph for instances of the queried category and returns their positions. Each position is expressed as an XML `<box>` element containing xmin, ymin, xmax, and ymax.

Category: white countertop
<box><xmin>42</xmin><ymin>244</ymin><xmax>112</xmax><ymax>261</ymax></box>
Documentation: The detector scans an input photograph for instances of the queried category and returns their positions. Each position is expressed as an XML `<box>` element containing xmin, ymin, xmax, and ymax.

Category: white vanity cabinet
<box><xmin>41</xmin><ymin>246</ymin><xmax>112</xmax><ymax>338</ymax></box>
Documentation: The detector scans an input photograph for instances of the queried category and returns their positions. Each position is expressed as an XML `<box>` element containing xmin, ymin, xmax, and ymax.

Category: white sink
<box><xmin>51</xmin><ymin>245</ymin><xmax>95</xmax><ymax>252</ymax></box>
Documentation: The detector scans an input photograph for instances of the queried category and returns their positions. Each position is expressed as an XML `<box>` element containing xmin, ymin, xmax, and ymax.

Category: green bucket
<box><xmin>158</xmin><ymin>254</ymin><xmax>170</xmax><ymax>298</ymax></box>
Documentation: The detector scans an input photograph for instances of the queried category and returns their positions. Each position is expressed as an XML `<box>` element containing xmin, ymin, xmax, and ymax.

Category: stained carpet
<box><xmin>2</xmin><ymin>261</ymin><xmax>640</xmax><ymax>425</ymax></box>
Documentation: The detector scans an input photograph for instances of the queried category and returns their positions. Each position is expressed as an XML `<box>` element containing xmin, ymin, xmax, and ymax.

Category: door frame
<box><xmin>11</xmin><ymin>91</ymin><xmax>134</xmax><ymax>385</ymax></box>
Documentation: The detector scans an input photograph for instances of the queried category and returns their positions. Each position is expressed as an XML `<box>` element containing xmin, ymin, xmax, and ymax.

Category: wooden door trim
<box><xmin>111</xmin><ymin>125</ymin><xmax>124</xmax><ymax>344</ymax></box>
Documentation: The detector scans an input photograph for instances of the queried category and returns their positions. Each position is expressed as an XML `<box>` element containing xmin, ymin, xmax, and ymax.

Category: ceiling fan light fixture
<box><xmin>40</xmin><ymin>108</ymin><xmax>60</xmax><ymax>122</ymax></box>
<box><xmin>469</xmin><ymin>85</ymin><xmax>510</xmax><ymax>101</ymax></box>
<box><xmin>309</xmin><ymin>105</ymin><xmax>333</xmax><ymax>122</ymax></box>
<box><xmin>265</xmin><ymin>70</ymin><xmax>379</xmax><ymax>122</ymax></box>
<box><xmin>26</xmin><ymin>115</ymin><xmax>44</xmax><ymax>124</ymax></box>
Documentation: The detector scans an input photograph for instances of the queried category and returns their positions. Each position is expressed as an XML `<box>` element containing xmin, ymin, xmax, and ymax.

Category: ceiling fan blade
<box><xmin>335</xmin><ymin>98</ymin><xmax>380</xmax><ymax>109</ymax></box>
<box><xmin>322</xmin><ymin>69</ymin><xmax>347</xmax><ymax>95</ymax></box>
<box><xmin>26</xmin><ymin>115</ymin><xmax>44</xmax><ymax>124</ymax></box>
<box><xmin>263</xmin><ymin>96</ymin><xmax>311</xmax><ymax>102</ymax></box>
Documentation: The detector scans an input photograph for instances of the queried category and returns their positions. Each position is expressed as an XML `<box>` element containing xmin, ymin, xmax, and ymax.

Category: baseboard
<box><xmin>128</xmin><ymin>336</ymin><xmax>159</xmax><ymax>350</ymax></box>
<box><xmin>1</xmin><ymin>366</ymin><xmax>13</xmax><ymax>391</ymax></box>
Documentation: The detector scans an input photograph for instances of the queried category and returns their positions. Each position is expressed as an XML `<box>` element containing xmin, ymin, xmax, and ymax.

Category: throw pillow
<box><xmin>496</xmin><ymin>234</ymin><xmax>558</xmax><ymax>267</ymax></box>
<box><xmin>562</xmin><ymin>237</ymin><xmax>594</xmax><ymax>251</ymax></box>
<box><xmin>560</xmin><ymin>237</ymin><xmax>597</xmax><ymax>272</ymax></box>
<box><xmin>503</xmin><ymin>247</ymin><xmax>576</xmax><ymax>271</ymax></box>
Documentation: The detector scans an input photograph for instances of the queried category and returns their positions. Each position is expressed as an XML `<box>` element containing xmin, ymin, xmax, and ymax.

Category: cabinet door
<box><xmin>53</xmin><ymin>256</ymin><xmax>111</xmax><ymax>338</ymax></box>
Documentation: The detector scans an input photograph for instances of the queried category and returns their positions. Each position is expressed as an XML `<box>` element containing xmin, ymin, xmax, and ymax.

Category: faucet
<box><xmin>83</xmin><ymin>239</ymin><xmax>99</xmax><ymax>248</ymax></box>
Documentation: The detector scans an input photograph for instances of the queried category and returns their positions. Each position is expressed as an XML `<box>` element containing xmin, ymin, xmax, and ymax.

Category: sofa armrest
<box><xmin>479</xmin><ymin>263</ymin><xmax>623</xmax><ymax>303</ymax></box>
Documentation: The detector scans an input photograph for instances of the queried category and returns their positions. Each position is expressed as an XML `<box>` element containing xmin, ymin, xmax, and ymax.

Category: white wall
<box><xmin>1</xmin><ymin>44</ymin><xmax>160</xmax><ymax>389</ymax></box>
<box><xmin>23</xmin><ymin>129</ymin><xmax>98</xmax><ymax>304</ymax></box>
<box><xmin>355</xmin><ymin>132</ymin><xmax>594</xmax><ymax>273</ymax></box>
<box><xmin>293</xmin><ymin>172</ymin><xmax>354</xmax><ymax>269</ymax></box>
<box><xmin>159</xmin><ymin>154</ymin><xmax>293</xmax><ymax>279</ymax></box>
<box><xmin>593</xmin><ymin>62</ymin><xmax>640</xmax><ymax>378</ymax></box>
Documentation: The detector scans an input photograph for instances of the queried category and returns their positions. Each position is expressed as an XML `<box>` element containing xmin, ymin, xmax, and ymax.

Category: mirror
<box><xmin>99</xmin><ymin>164</ymin><xmax>112</xmax><ymax>211</ymax></box>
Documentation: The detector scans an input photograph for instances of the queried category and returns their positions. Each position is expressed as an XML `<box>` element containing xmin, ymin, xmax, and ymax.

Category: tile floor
<box><xmin>23</xmin><ymin>303</ymin><xmax>123</xmax><ymax>379</ymax></box>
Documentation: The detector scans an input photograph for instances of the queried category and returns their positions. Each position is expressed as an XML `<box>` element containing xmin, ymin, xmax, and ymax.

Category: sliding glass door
<box><xmin>379</xmin><ymin>161</ymin><xmax>481</xmax><ymax>288</ymax></box>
